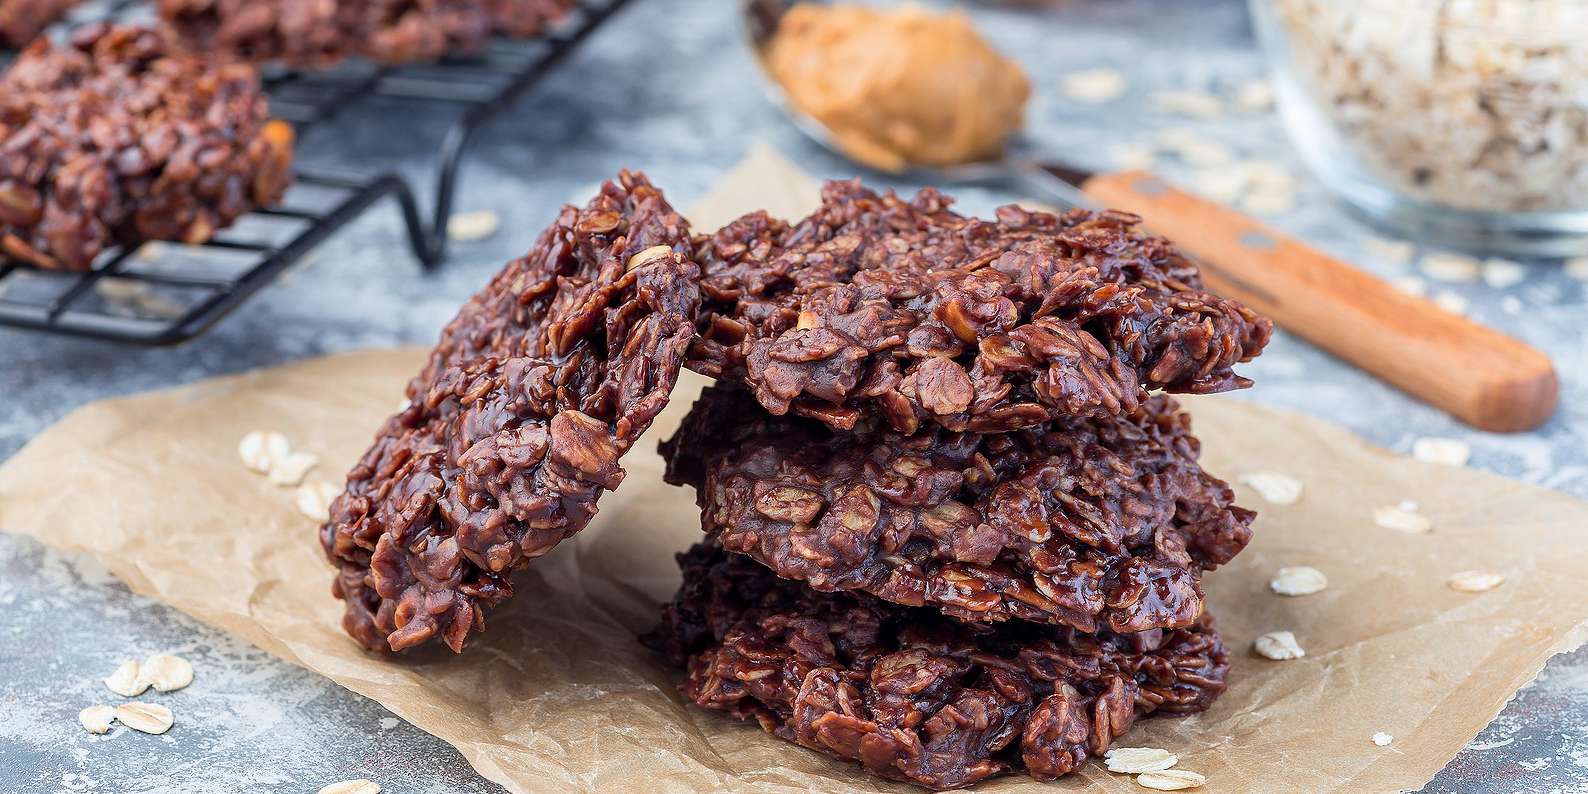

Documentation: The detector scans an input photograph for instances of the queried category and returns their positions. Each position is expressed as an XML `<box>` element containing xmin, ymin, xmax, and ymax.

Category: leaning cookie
<box><xmin>644</xmin><ymin>543</ymin><xmax>1229</xmax><ymax>790</ymax></box>
<box><xmin>320</xmin><ymin>172</ymin><xmax>700</xmax><ymax>653</ymax></box>
<box><xmin>687</xmin><ymin>180</ymin><xmax>1271</xmax><ymax>434</ymax></box>
<box><xmin>662</xmin><ymin>384</ymin><xmax>1253</xmax><ymax>634</ymax></box>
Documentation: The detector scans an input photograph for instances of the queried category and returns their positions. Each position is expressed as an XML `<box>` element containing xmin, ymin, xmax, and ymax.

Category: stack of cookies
<box><xmin>317</xmin><ymin>173</ymin><xmax>1271</xmax><ymax>789</ymax></box>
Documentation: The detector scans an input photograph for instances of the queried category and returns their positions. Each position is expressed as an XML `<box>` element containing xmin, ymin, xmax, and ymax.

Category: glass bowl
<box><xmin>1249</xmin><ymin>0</ymin><xmax>1588</xmax><ymax>256</ymax></box>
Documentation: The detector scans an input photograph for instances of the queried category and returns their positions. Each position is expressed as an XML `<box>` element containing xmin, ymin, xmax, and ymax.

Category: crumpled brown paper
<box><xmin>4</xmin><ymin>148</ymin><xmax>1588</xmax><ymax>794</ymax></box>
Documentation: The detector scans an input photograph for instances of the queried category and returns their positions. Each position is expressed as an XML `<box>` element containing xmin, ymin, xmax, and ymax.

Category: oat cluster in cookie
<box><xmin>643</xmin><ymin>543</ymin><xmax>1229</xmax><ymax>790</ymax></box>
<box><xmin>0</xmin><ymin>24</ymin><xmax>294</xmax><ymax>271</ymax></box>
<box><xmin>662</xmin><ymin>384</ymin><xmax>1253</xmax><ymax>633</ymax></box>
<box><xmin>319</xmin><ymin>172</ymin><xmax>700</xmax><ymax>653</ymax></box>
<box><xmin>687</xmin><ymin>180</ymin><xmax>1271</xmax><ymax>434</ymax></box>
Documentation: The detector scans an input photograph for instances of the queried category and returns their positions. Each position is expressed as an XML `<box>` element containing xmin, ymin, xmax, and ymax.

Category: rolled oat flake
<box><xmin>1254</xmin><ymin>630</ymin><xmax>1306</xmax><ymax>660</ymax></box>
<box><xmin>1104</xmin><ymin>746</ymin><xmax>1178</xmax><ymax>773</ymax></box>
<box><xmin>1136</xmin><ymin>768</ymin><xmax>1207</xmax><ymax>790</ymax></box>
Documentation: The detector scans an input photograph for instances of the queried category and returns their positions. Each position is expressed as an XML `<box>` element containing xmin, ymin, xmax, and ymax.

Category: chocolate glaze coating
<box><xmin>687</xmin><ymin>180</ymin><xmax>1271</xmax><ymax>434</ymax></box>
<box><xmin>662</xmin><ymin>384</ymin><xmax>1253</xmax><ymax>633</ymax></box>
<box><xmin>320</xmin><ymin>172</ymin><xmax>700</xmax><ymax>653</ymax></box>
<box><xmin>644</xmin><ymin>543</ymin><xmax>1228</xmax><ymax>790</ymax></box>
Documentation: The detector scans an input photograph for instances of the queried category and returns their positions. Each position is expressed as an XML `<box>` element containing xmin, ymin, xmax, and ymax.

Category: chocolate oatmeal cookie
<box><xmin>320</xmin><ymin>172</ymin><xmax>700</xmax><ymax>653</ymax></box>
<box><xmin>158</xmin><ymin>0</ymin><xmax>578</xmax><ymax>67</ymax></box>
<box><xmin>158</xmin><ymin>0</ymin><xmax>489</xmax><ymax>66</ymax></box>
<box><xmin>688</xmin><ymin>180</ymin><xmax>1271</xmax><ymax>434</ymax></box>
<box><xmin>0</xmin><ymin>0</ymin><xmax>75</xmax><ymax>48</ymax></box>
<box><xmin>0</xmin><ymin>24</ymin><xmax>294</xmax><ymax>271</ymax></box>
<box><xmin>644</xmin><ymin>543</ymin><xmax>1229</xmax><ymax>789</ymax></box>
<box><xmin>662</xmin><ymin>384</ymin><xmax>1253</xmax><ymax>633</ymax></box>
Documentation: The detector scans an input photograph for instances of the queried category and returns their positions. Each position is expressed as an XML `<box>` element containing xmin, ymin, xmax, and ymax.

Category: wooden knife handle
<box><xmin>1081</xmin><ymin>170</ymin><xmax>1558</xmax><ymax>433</ymax></box>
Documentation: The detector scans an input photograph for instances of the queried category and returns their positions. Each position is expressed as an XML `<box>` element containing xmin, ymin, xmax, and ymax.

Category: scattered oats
<box><xmin>1238</xmin><ymin>472</ymin><xmax>1303</xmax><ymax>505</ymax></box>
<box><xmin>1061</xmin><ymin>67</ymin><xmax>1129</xmax><ymax>103</ymax></box>
<box><xmin>1241</xmin><ymin>189</ymin><xmax>1296</xmax><ymax>216</ymax></box>
<box><xmin>1237</xmin><ymin>160</ymin><xmax>1296</xmax><ymax>192</ymax></box>
<box><xmin>114</xmin><ymin>702</ymin><xmax>173</xmax><ymax>735</ymax></box>
<box><xmin>1500</xmin><ymin>295</ymin><xmax>1522</xmax><ymax>315</ymax></box>
<box><xmin>1270</xmin><ymin>566</ymin><xmax>1328</xmax><ymax>596</ymax></box>
<box><xmin>1104</xmin><ymin>747</ymin><xmax>1178</xmax><ymax>774</ymax></box>
<box><xmin>1390</xmin><ymin>275</ymin><xmax>1427</xmax><ymax>296</ymax></box>
<box><xmin>1372</xmin><ymin>732</ymin><xmax>1394</xmax><ymax>747</ymax></box>
<box><xmin>1151</xmin><ymin>89</ymin><xmax>1224</xmax><ymax>119</ymax></box>
<box><xmin>1254</xmin><ymin>630</ymin><xmax>1306</xmax><ymax>660</ymax></box>
<box><xmin>1364</xmin><ymin>236</ymin><xmax>1417</xmax><ymax>266</ymax></box>
<box><xmin>379</xmin><ymin>717</ymin><xmax>400</xmax><ymax>730</ymax></box>
<box><xmin>1412</xmin><ymin>437</ymin><xmax>1471</xmax><ymax>467</ymax></box>
<box><xmin>1373</xmin><ymin>505</ymin><xmax>1433</xmax><ymax>534</ymax></box>
<box><xmin>268</xmin><ymin>451</ymin><xmax>320</xmax><ymax>487</ymax></box>
<box><xmin>95</xmin><ymin>280</ymin><xmax>186</xmax><ymax>320</ymax></box>
<box><xmin>135</xmin><ymin>241</ymin><xmax>166</xmax><ymax>262</ymax></box>
<box><xmin>296</xmin><ymin>480</ymin><xmax>342</xmax><ymax>522</ymax></box>
<box><xmin>104</xmin><ymin>660</ymin><xmax>148</xmax><ymax>697</ymax></box>
<box><xmin>1432</xmin><ymin>290</ymin><xmax>1470</xmax><ymax>315</ymax></box>
<box><xmin>1448</xmin><ymin>570</ymin><xmax>1505</xmax><ymax>593</ymax></box>
<box><xmin>1481</xmin><ymin>258</ymin><xmax>1527</xmax><ymax>289</ymax></box>
<box><xmin>1234</xmin><ymin>79</ymin><xmax>1275</xmax><ymax>112</ymax></box>
<box><xmin>1567</xmin><ymin>257</ymin><xmax>1588</xmax><ymax>281</ymax></box>
<box><xmin>1156</xmin><ymin>129</ymin><xmax>1233</xmax><ymax>166</ymax></box>
<box><xmin>1136</xmin><ymin>769</ymin><xmax>1207</xmax><ymax>790</ymax></box>
<box><xmin>1110</xmin><ymin>142</ymin><xmax>1157</xmax><ymax>172</ymax></box>
<box><xmin>445</xmin><ymin>210</ymin><xmax>500</xmax><ymax>242</ymax></box>
<box><xmin>78</xmin><ymin>705</ymin><xmax>116</xmax><ymax>734</ymax></box>
<box><xmin>138</xmin><ymin>654</ymin><xmax>193</xmax><ymax>693</ymax></box>
<box><xmin>1420</xmin><ymin>252</ymin><xmax>1481</xmax><ymax>282</ymax></box>
<box><xmin>319</xmin><ymin>781</ymin><xmax>381</xmax><ymax>794</ymax></box>
<box><xmin>1190</xmin><ymin>168</ymin><xmax>1248</xmax><ymax>204</ymax></box>
<box><xmin>238</xmin><ymin>431</ymin><xmax>291</xmax><ymax>475</ymax></box>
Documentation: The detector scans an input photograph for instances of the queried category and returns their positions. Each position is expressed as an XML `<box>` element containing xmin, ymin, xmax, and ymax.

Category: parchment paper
<box><xmin>5</xmin><ymin>147</ymin><xmax>1588</xmax><ymax>793</ymax></box>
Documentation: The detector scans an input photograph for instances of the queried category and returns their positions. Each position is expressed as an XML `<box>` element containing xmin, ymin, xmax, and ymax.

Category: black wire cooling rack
<box><xmin>0</xmin><ymin>0</ymin><xmax>633</xmax><ymax>345</ymax></box>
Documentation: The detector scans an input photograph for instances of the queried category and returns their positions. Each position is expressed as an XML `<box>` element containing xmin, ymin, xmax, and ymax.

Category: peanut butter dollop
<box><xmin>765</xmin><ymin>4</ymin><xmax>1030</xmax><ymax>172</ymax></box>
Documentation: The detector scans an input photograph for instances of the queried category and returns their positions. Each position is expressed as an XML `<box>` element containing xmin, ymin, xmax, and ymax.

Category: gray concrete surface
<box><xmin>2</xmin><ymin>0</ymin><xmax>1586</xmax><ymax>791</ymax></box>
